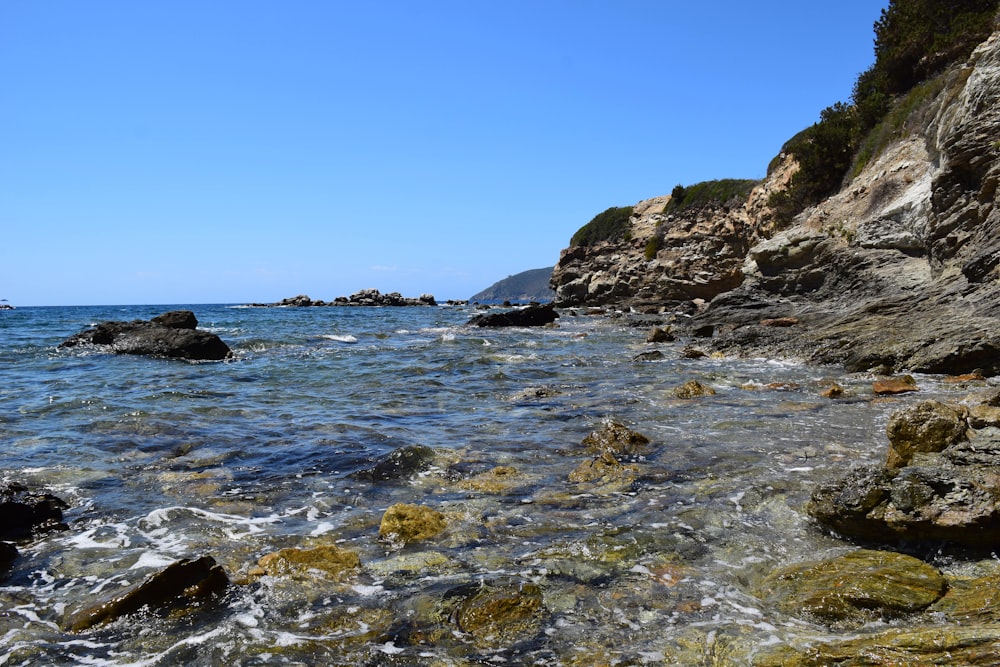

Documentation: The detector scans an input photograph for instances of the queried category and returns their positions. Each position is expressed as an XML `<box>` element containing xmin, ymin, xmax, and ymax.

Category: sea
<box><xmin>0</xmin><ymin>303</ymin><xmax>982</xmax><ymax>665</ymax></box>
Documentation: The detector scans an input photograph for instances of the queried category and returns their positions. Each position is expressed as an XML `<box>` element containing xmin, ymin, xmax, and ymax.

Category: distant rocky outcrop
<box><xmin>251</xmin><ymin>289</ymin><xmax>436</xmax><ymax>308</ymax></box>
<box><xmin>59</xmin><ymin>310</ymin><xmax>231</xmax><ymax>361</ymax></box>
<box><xmin>550</xmin><ymin>23</ymin><xmax>1000</xmax><ymax>376</ymax></box>
<box><xmin>470</xmin><ymin>267</ymin><xmax>555</xmax><ymax>304</ymax></box>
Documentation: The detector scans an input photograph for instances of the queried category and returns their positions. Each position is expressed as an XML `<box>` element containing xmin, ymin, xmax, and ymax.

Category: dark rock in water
<box><xmin>0</xmin><ymin>483</ymin><xmax>69</xmax><ymax>541</ymax></box>
<box><xmin>354</xmin><ymin>444</ymin><xmax>436</xmax><ymax>482</ymax></box>
<box><xmin>67</xmin><ymin>555</ymin><xmax>228</xmax><ymax>632</ymax></box>
<box><xmin>0</xmin><ymin>542</ymin><xmax>17</xmax><ymax>576</ymax></box>
<box><xmin>633</xmin><ymin>350</ymin><xmax>664</xmax><ymax>362</ymax></box>
<box><xmin>447</xmin><ymin>580</ymin><xmax>545</xmax><ymax>650</ymax></box>
<box><xmin>150</xmin><ymin>310</ymin><xmax>198</xmax><ymax>329</ymax></box>
<box><xmin>467</xmin><ymin>303</ymin><xmax>558</xmax><ymax>327</ymax></box>
<box><xmin>59</xmin><ymin>310</ymin><xmax>231</xmax><ymax>361</ymax></box>
<box><xmin>581</xmin><ymin>420</ymin><xmax>652</xmax><ymax>458</ymax></box>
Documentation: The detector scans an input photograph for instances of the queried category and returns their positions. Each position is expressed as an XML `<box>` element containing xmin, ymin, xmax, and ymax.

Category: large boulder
<box><xmin>467</xmin><ymin>303</ymin><xmax>558</xmax><ymax>327</ymax></box>
<box><xmin>59</xmin><ymin>310</ymin><xmax>231</xmax><ymax>361</ymax></box>
<box><xmin>809</xmin><ymin>399</ymin><xmax>1000</xmax><ymax>548</ymax></box>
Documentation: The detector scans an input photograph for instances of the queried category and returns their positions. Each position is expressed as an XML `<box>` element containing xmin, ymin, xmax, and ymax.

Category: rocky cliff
<box><xmin>552</xmin><ymin>23</ymin><xmax>1000</xmax><ymax>376</ymax></box>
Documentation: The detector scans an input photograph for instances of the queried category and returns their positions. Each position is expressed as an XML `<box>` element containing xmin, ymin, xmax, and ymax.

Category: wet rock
<box><xmin>885</xmin><ymin>400</ymin><xmax>969</xmax><ymax>468</ymax></box>
<box><xmin>873</xmin><ymin>374</ymin><xmax>919</xmax><ymax>395</ymax></box>
<box><xmin>467</xmin><ymin>303</ymin><xmax>559</xmax><ymax>327</ymax></box>
<box><xmin>67</xmin><ymin>556</ymin><xmax>228</xmax><ymax>632</ymax></box>
<box><xmin>567</xmin><ymin>451</ymin><xmax>639</xmax><ymax>494</ymax></box>
<box><xmin>255</xmin><ymin>545</ymin><xmax>361</xmax><ymax>581</ymax></box>
<box><xmin>355</xmin><ymin>444</ymin><xmax>436</xmax><ymax>482</ymax></box>
<box><xmin>0</xmin><ymin>542</ymin><xmax>17</xmax><ymax>576</ymax></box>
<box><xmin>673</xmin><ymin>379</ymin><xmax>716</xmax><ymax>398</ymax></box>
<box><xmin>451</xmin><ymin>581</ymin><xmax>545</xmax><ymax>649</ymax></box>
<box><xmin>378</xmin><ymin>503</ymin><xmax>447</xmax><ymax>546</ymax></box>
<box><xmin>930</xmin><ymin>572</ymin><xmax>1000</xmax><ymax>623</ymax></box>
<box><xmin>680</xmin><ymin>346</ymin><xmax>708</xmax><ymax>359</ymax></box>
<box><xmin>59</xmin><ymin>310</ymin><xmax>231</xmax><ymax>361</ymax></box>
<box><xmin>633</xmin><ymin>350</ymin><xmax>664</xmax><ymax>361</ymax></box>
<box><xmin>581</xmin><ymin>419</ymin><xmax>652</xmax><ymax>457</ymax></box>
<box><xmin>820</xmin><ymin>382</ymin><xmax>844</xmax><ymax>398</ymax></box>
<box><xmin>755</xmin><ymin>626</ymin><xmax>1000</xmax><ymax>667</ymax></box>
<box><xmin>760</xmin><ymin>317</ymin><xmax>799</xmax><ymax>327</ymax></box>
<box><xmin>509</xmin><ymin>385</ymin><xmax>562</xmax><ymax>401</ymax></box>
<box><xmin>647</xmin><ymin>326</ymin><xmax>674</xmax><ymax>343</ymax></box>
<box><xmin>458</xmin><ymin>465</ymin><xmax>524</xmax><ymax>494</ymax></box>
<box><xmin>0</xmin><ymin>483</ymin><xmax>69</xmax><ymax>540</ymax></box>
<box><xmin>756</xmin><ymin>549</ymin><xmax>946</xmax><ymax>627</ymax></box>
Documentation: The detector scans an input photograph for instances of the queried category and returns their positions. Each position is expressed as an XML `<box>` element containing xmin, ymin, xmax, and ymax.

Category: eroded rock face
<box><xmin>59</xmin><ymin>311</ymin><xmax>231</xmax><ymax>361</ymax></box>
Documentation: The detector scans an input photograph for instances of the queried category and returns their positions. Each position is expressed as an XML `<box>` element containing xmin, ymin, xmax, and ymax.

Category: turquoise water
<box><xmin>0</xmin><ymin>304</ymin><xmax>977</xmax><ymax>664</ymax></box>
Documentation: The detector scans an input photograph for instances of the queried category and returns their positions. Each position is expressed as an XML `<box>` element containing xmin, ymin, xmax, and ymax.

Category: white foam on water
<box><xmin>322</xmin><ymin>334</ymin><xmax>358</xmax><ymax>343</ymax></box>
<box><xmin>129</xmin><ymin>551</ymin><xmax>178</xmax><ymax>570</ymax></box>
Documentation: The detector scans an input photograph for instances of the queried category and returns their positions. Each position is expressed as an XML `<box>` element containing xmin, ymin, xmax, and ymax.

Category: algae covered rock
<box><xmin>756</xmin><ymin>549</ymin><xmax>946</xmax><ymax>626</ymax></box>
<box><xmin>255</xmin><ymin>544</ymin><xmax>361</xmax><ymax>581</ymax></box>
<box><xmin>451</xmin><ymin>581</ymin><xmax>545</xmax><ymax>649</ymax></box>
<box><xmin>378</xmin><ymin>503</ymin><xmax>447</xmax><ymax>546</ymax></box>
<box><xmin>581</xmin><ymin>419</ymin><xmax>651</xmax><ymax>457</ymax></box>
<box><xmin>754</xmin><ymin>625</ymin><xmax>1000</xmax><ymax>667</ymax></box>
<box><xmin>885</xmin><ymin>399</ymin><xmax>968</xmax><ymax>467</ymax></box>
<box><xmin>674</xmin><ymin>379</ymin><xmax>717</xmax><ymax>398</ymax></box>
<box><xmin>567</xmin><ymin>451</ymin><xmax>638</xmax><ymax>494</ymax></box>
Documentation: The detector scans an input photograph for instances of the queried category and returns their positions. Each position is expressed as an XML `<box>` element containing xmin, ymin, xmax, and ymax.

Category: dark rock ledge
<box><xmin>59</xmin><ymin>310</ymin><xmax>232</xmax><ymax>361</ymax></box>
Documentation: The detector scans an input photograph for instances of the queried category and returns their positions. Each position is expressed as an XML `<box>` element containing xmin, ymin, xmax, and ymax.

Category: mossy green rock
<box><xmin>674</xmin><ymin>380</ymin><xmax>716</xmax><ymax>398</ymax></box>
<box><xmin>255</xmin><ymin>544</ymin><xmax>361</xmax><ymax>581</ymax></box>
<box><xmin>757</xmin><ymin>549</ymin><xmax>946</xmax><ymax>626</ymax></box>
<box><xmin>755</xmin><ymin>625</ymin><xmax>1000</xmax><ymax>666</ymax></box>
<box><xmin>931</xmin><ymin>573</ymin><xmax>1000</xmax><ymax>622</ymax></box>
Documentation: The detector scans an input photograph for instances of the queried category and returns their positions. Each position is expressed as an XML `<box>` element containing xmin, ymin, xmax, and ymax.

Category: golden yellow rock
<box><xmin>256</xmin><ymin>544</ymin><xmax>361</xmax><ymax>581</ymax></box>
<box><xmin>378</xmin><ymin>503</ymin><xmax>447</xmax><ymax>544</ymax></box>
<box><xmin>674</xmin><ymin>379</ymin><xmax>716</xmax><ymax>398</ymax></box>
<box><xmin>458</xmin><ymin>466</ymin><xmax>522</xmax><ymax>494</ymax></box>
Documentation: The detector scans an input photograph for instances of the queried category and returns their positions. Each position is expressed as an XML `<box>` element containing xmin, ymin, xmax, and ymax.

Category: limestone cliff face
<box><xmin>552</xmin><ymin>24</ymin><xmax>1000</xmax><ymax>374</ymax></box>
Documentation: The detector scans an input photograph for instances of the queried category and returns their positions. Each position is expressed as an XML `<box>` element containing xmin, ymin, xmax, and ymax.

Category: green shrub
<box><xmin>570</xmin><ymin>206</ymin><xmax>635</xmax><ymax>247</ymax></box>
<box><xmin>644</xmin><ymin>236</ymin><xmax>662</xmax><ymax>260</ymax></box>
<box><xmin>666</xmin><ymin>179</ymin><xmax>759</xmax><ymax>212</ymax></box>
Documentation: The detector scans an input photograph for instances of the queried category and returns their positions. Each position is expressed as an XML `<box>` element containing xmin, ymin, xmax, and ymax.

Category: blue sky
<box><xmin>2</xmin><ymin>1</ymin><xmax>887</xmax><ymax>306</ymax></box>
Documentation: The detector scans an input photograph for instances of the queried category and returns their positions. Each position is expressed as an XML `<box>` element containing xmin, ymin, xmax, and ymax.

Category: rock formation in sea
<box><xmin>551</xmin><ymin>20</ymin><xmax>1000</xmax><ymax>377</ymax></box>
<box><xmin>59</xmin><ymin>310</ymin><xmax>232</xmax><ymax>361</ymax></box>
<box><xmin>252</xmin><ymin>289</ymin><xmax>437</xmax><ymax>307</ymax></box>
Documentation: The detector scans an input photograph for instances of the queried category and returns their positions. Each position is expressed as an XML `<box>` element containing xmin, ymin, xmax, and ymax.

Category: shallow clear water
<box><xmin>0</xmin><ymin>304</ymin><xmax>984</xmax><ymax>665</ymax></box>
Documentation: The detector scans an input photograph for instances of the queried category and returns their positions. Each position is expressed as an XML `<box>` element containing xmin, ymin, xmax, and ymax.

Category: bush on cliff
<box><xmin>769</xmin><ymin>0</ymin><xmax>999</xmax><ymax>225</ymax></box>
<box><xmin>666</xmin><ymin>179</ymin><xmax>759</xmax><ymax>212</ymax></box>
<box><xmin>570</xmin><ymin>206</ymin><xmax>634</xmax><ymax>247</ymax></box>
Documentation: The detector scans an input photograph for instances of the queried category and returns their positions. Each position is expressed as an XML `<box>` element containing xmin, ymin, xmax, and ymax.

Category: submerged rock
<box><xmin>673</xmin><ymin>379</ymin><xmax>716</xmax><ymax>398</ymax></box>
<box><xmin>66</xmin><ymin>556</ymin><xmax>228</xmax><ymax>632</ymax></box>
<box><xmin>59</xmin><ymin>310</ymin><xmax>231</xmax><ymax>361</ymax></box>
<box><xmin>254</xmin><ymin>545</ymin><xmax>361</xmax><ymax>581</ymax></box>
<box><xmin>355</xmin><ymin>444</ymin><xmax>436</xmax><ymax>482</ymax></box>
<box><xmin>757</xmin><ymin>549</ymin><xmax>946</xmax><ymax>627</ymax></box>
<box><xmin>378</xmin><ymin>503</ymin><xmax>447</xmax><ymax>546</ymax></box>
<box><xmin>581</xmin><ymin>420</ymin><xmax>652</xmax><ymax>458</ymax></box>
<box><xmin>451</xmin><ymin>581</ymin><xmax>545</xmax><ymax>649</ymax></box>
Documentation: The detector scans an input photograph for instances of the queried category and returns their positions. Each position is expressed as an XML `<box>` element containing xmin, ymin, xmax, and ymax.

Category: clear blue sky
<box><xmin>2</xmin><ymin>1</ymin><xmax>888</xmax><ymax>306</ymax></box>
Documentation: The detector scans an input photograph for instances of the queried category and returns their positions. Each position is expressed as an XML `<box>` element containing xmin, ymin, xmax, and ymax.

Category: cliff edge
<box><xmin>552</xmin><ymin>20</ymin><xmax>1000</xmax><ymax>376</ymax></box>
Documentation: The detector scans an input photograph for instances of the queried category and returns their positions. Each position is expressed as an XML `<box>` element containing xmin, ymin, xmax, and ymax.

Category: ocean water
<box><xmin>0</xmin><ymin>304</ymin><xmax>980</xmax><ymax>665</ymax></box>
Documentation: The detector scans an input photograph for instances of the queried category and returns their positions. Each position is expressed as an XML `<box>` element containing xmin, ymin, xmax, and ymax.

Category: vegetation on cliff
<box><xmin>769</xmin><ymin>0</ymin><xmax>999</xmax><ymax>224</ymax></box>
<box><xmin>666</xmin><ymin>179</ymin><xmax>760</xmax><ymax>212</ymax></box>
<box><xmin>569</xmin><ymin>206</ymin><xmax>634</xmax><ymax>247</ymax></box>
